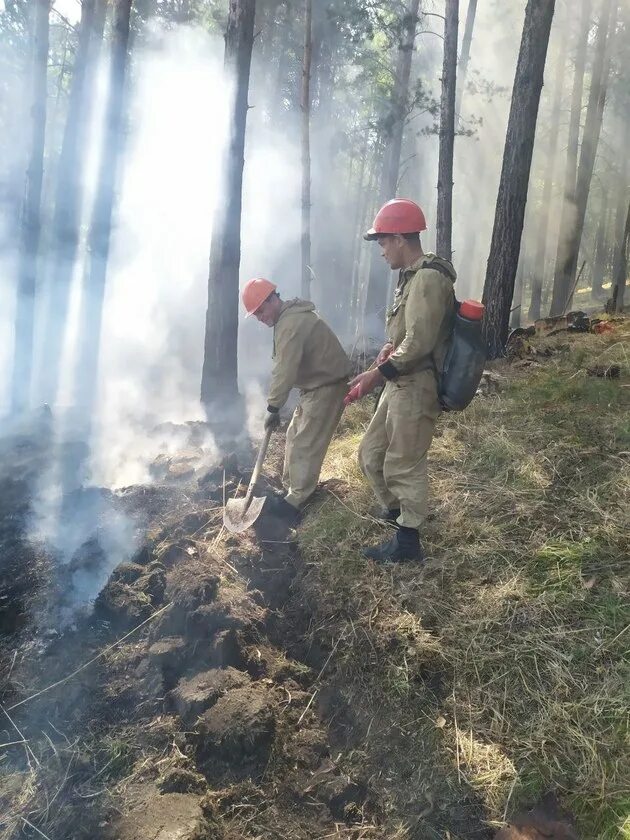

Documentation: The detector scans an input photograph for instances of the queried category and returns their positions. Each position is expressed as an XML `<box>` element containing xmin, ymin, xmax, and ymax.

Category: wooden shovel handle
<box><xmin>243</xmin><ymin>427</ymin><xmax>272</xmax><ymax>508</ymax></box>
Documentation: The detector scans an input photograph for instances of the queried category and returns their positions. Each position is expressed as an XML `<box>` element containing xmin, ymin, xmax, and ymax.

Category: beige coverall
<box><xmin>267</xmin><ymin>299</ymin><xmax>351</xmax><ymax>508</ymax></box>
<box><xmin>358</xmin><ymin>254</ymin><xmax>456</xmax><ymax>529</ymax></box>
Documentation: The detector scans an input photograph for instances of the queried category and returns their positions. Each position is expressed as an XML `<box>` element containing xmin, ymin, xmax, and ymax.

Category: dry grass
<box><xmin>297</xmin><ymin>323</ymin><xmax>630</xmax><ymax>838</ymax></box>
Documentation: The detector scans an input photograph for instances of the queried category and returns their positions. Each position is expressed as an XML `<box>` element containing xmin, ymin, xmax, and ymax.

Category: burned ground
<box><xmin>1</xmin><ymin>321</ymin><xmax>629</xmax><ymax>840</ymax></box>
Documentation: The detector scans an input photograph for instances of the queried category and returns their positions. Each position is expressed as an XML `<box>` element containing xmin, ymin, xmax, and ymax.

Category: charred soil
<box><xmin>1</xmin><ymin>321</ymin><xmax>628</xmax><ymax>840</ymax></box>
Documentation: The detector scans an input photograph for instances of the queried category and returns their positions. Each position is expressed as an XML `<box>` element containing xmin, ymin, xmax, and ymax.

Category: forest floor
<box><xmin>0</xmin><ymin>317</ymin><xmax>628</xmax><ymax>840</ymax></box>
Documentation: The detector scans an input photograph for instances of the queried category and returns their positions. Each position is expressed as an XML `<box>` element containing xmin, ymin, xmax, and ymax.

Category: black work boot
<box><xmin>267</xmin><ymin>495</ymin><xmax>301</xmax><ymax>527</ymax></box>
<box><xmin>362</xmin><ymin>526</ymin><xmax>424</xmax><ymax>563</ymax></box>
<box><xmin>381</xmin><ymin>507</ymin><xmax>401</xmax><ymax>524</ymax></box>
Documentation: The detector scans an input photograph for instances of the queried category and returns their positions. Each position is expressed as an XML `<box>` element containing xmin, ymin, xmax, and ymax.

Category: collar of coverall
<box><xmin>398</xmin><ymin>252</ymin><xmax>434</xmax><ymax>285</ymax></box>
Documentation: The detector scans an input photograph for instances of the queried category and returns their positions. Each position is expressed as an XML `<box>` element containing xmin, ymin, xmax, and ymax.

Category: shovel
<box><xmin>223</xmin><ymin>428</ymin><xmax>272</xmax><ymax>533</ymax></box>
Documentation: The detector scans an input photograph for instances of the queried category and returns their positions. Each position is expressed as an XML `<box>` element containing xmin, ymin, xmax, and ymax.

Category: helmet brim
<box><xmin>363</xmin><ymin>228</ymin><xmax>378</xmax><ymax>241</ymax></box>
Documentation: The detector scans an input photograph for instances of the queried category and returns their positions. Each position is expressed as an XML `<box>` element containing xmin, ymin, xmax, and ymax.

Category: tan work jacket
<box><xmin>267</xmin><ymin>299</ymin><xmax>351</xmax><ymax>410</ymax></box>
<box><xmin>379</xmin><ymin>253</ymin><xmax>456</xmax><ymax>380</ymax></box>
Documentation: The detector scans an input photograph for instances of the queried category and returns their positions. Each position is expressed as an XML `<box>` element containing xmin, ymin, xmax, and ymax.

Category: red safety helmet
<box><xmin>242</xmin><ymin>277</ymin><xmax>277</xmax><ymax>316</ymax></box>
<box><xmin>364</xmin><ymin>198</ymin><xmax>427</xmax><ymax>240</ymax></box>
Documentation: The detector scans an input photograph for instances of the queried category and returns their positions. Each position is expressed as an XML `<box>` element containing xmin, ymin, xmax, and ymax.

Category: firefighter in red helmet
<box><xmin>349</xmin><ymin>199</ymin><xmax>457</xmax><ymax>562</ymax></box>
<box><xmin>242</xmin><ymin>278</ymin><xmax>351</xmax><ymax>526</ymax></box>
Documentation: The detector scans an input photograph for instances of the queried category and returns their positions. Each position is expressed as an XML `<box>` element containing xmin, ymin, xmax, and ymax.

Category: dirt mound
<box><xmin>171</xmin><ymin>667</ymin><xmax>251</xmax><ymax>725</ymax></box>
<box><xmin>158</xmin><ymin>767</ymin><xmax>208</xmax><ymax>794</ymax></box>
<box><xmin>195</xmin><ymin>684</ymin><xmax>276</xmax><ymax>763</ymax></box>
<box><xmin>495</xmin><ymin>796</ymin><xmax>579</xmax><ymax>839</ymax></box>
<box><xmin>106</xmin><ymin>790</ymin><xmax>211</xmax><ymax>840</ymax></box>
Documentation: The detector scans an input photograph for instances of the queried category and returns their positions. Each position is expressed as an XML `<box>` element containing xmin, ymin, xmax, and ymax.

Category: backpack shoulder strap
<box><xmin>421</xmin><ymin>258</ymin><xmax>453</xmax><ymax>280</ymax></box>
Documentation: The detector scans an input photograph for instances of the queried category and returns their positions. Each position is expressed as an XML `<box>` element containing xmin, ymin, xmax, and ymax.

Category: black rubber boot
<box><xmin>267</xmin><ymin>495</ymin><xmax>301</xmax><ymax>527</ymax></box>
<box><xmin>382</xmin><ymin>507</ymin><xmax>401</xmax><ymax>524</ymax></box>
<box><xmin>362</xmin><ymin>526</ymin><xmax>423</xmax><ymax>563</ymax></box>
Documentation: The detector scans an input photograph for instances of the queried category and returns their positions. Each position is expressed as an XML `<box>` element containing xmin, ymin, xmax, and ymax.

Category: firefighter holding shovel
<box><xmin>348</xmin><ymin>199</ymin><xmax>457</xmax><ymax>563</ymax></box>
<box><xmin>242</xmin><ymin>278</ymin><xmax>351</xmax><ymax>526</ymax></box>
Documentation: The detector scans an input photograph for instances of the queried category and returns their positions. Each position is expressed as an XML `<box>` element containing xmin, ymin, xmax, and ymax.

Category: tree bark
<box><xmin>610</xmin><ymin>116</ymin><xmax>630</xmax><ymax>296</ymax></box>
<box><xmin>40</xmin><ymin>0</ymin><xmax>107</xmax><ymax>404</ymax></box>
<box><xmin>528</xmin><ymin>27</ymin><xmax>567</xmax><ymax>321</ymax></box>
<box><xmin>364</xmin><ymin>0</ymin><xmax>420</xmax><ymax>322</ymax></box>
<box><xmin>201</xmin><ymin>0</ymin><xmax>255</xmax><ymax>407</ymax></box>
<box><xmin>74</xmin><ymin>0</ymin><xmax>133</xmax><ymax>409</ymax></box>
<box><xmin>436</xmin><ymin>0</ymin><xmax>458</xmax><ymax>260</ymax></box>
<box><xmin>11</xmin><ymin>0</ymin><xmax>50</xmax><ymax>412</ymax></box>
<box><xmin>550</xmin><ymin>0</ymin><xmax>615</xmax><ymax>315</ymax></box>
<box><xmin>611</xmin><ymin>197</ymin><xmax>629</xmax><ymax>311</ymax></box>
<box><xmin>455</xmin><ymin>0</ymin><xmax>477</xmax><ymax>116</ymax></box>
<box><xmin>548</xmin><ymin>0</ymin><xmax>591</xmax><ymax>316</ymax></box>
<box><xmin>482</xmin><ymin>0</ymin><xmax>556</xmax><ymax>359</ymax></box>
<box><xmin>591</xmin><ymin>197</ymin><xmax>611</xmax><ymax>298</ymax></box>
<box><xmin>300</xmin><ymin>0</ymin><xmax>312</xmax><ymax>299</ymax></box>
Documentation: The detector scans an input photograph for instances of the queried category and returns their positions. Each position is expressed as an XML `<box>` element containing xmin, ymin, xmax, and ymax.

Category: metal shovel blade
<box><xmin>223</xmin><ymin>494</ymin><xmax>267</xmax><ymax>533</ymax></box>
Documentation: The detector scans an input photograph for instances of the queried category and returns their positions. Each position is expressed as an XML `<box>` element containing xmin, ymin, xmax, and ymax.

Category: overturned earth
<box><xmin>0</xmin><ymin>416</ymin><xmax>389</xmax><ymax>840</ymax></box>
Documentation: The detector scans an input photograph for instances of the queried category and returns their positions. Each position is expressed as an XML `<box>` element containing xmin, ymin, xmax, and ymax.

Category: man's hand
<box><xmin>264</xmin><ymin>410</ymin><xmax>281</xmax><ymax>431</ymax></box>
<box><xmin>376</xmin><ymin>342</ymin><xmax>394</xmax><ymax>365</ymax></box>
<box><xmin>346</xmin><ymin>368</ymin><xmax>385</xmax><ymax>402</ymax></box>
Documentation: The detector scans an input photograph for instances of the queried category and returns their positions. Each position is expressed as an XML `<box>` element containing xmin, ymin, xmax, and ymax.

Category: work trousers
<box><xmin>283</xmin><ymin>380</ymin><xmax>347</xmax><ymax>508</ymax></box>
<box><xmin>358</xmin><ymin>370</ymin><xmax>441</xmax><ymax>529</ymax></box>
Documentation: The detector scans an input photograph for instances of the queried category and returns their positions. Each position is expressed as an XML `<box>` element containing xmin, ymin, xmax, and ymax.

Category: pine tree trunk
<box><xmin>364</xmin><ymin>0</ymin><xmax>420</xmax><ymax>322</ymax></box>
<box><xmin>611</xmin><ymin>198</ymin><xmax>629</xmax><ymax>311</ymax></box>
<box><xmin>610</xmin><ymin>116</ymin><xmax>630</xmax><ymax>296</ymax></box>
<box><xmin>74</xmin><ymin>0</ymin><xmax>133</xmax><ymax>409</ymax></box>
<box><xmin>528</xmin><ymin>28</ymin><xmax>567</xmax><ymax>321</ymax></box>
<box><xmin>455</xmin><ymin>0</ymin><xmax>477</xmax><ymax>116</ymax></box>
<box><xmin>436</xmin><ymin>0</ymin><xmax>458</xmax><ymax>260</ymax></box>
<box><xmin>40</xmin><ymin>0</ymin><xmax>106</xmax><ymax>404</ymax></box>
<box><xmin>591</xmin><ymin>199</ymin><xmax>610</xmax><ymax>298</ymax></box>
<box><xmin>201</xmin><ymin>0</ymin><xmax>255</xmax><ymax>407</ymax></box>
<box><xmin>510</xmin><ymin>251</ymin><xmax>527</xmax><ymax>330</ymax></box>
<box><xmin>300</xmin><ymin>0</ymin><xmax>312</xmax><ymax>299</ymax></box>
<box><xmin>482</xmin><ymin>0</ymin><xmax>556</xmax><ymax>359</ymax></box>
<box><xmin>11</xmin><ymin>0</ymin><xmax>50</xmax><ymax>412</ymax></box>
<box><xmin>548</xmin><ymin>0</ymin><xmax>590</xmax><ymax>316</ymax></box>
<box><xmin>550</xmin><ymin>0</ymin><xmax>615</xmax><ymax>315</ymax></box>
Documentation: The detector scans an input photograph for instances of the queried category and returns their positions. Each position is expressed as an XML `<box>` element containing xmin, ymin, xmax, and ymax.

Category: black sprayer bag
<box><xmin>439</xmin><ymin>300</ymin><xmax>487</xmax><ymax>412</ymax></box>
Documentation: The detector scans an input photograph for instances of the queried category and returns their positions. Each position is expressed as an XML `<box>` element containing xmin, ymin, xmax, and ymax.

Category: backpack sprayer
<box><xmin>344</xmin><ymin>299</ymin><xmax>486</xmax><ymax>412</ymax></box>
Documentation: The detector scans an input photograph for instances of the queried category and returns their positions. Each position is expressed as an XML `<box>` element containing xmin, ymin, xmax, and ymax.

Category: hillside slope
<box><xmin>0</xmin><ymin>320</ymin><xmax>628</xmax><ymax>840</ymax></box>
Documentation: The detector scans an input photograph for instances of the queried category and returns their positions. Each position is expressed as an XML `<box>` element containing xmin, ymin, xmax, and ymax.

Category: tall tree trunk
<box><xmin>611</xmin><ymin>197</ymin><xmax>629</xmax><ymax>311</ymax></box>
<box><xmin>74</xmin><ymin>0</ymin><xmax>133</xmax><ymax>409</ymax></box>
<box><xmin>510</xmin><ymin>251</ymin><xmax>526</xmax><ymax>330</ymax></box>
<box><xmin>528</xmin><ymin>27</ymin><xmax>567</xmax><ymax>321</ymax></box>
<box><xmin>591</xmin><ymin>197</ymin><xmax>611</xmax><ymax>298</ymax></box>
<box><xmin>348</xmin><ymin>136</ymin><xmax>368</xmax><ymax>325</ymax></box>
<box><xmin>40</xmin><ymin>0</ymin><xmax>107</xmax><ymax>405</ymax></box>
<box><xmin>11</xmin><ymin>0</ymin><xmax>50</xmax><ymax>413</ymax></box>
<box><xmin>455</xmin><ymin>0</ymin><xmax>477</xmax><ymax>116</ymax></box>
<box><xmin>482</xmin><ymin>0</ymin><xmax>556</xmax><ymax>359</ymax></box>
<box><xmin>550</xmin><ymin>0</ymin><xmax>615</xmax><ymax>315</ymax></box>
<box><xmin>384</xmin><ymin>0</ymin><xmax>421</xmax><ymax>198</ymax></box>
<box><xmin>201</xmin><ymin>0</ymin><xmax>255</xmax><ymax>407</ymax></box>
<box><xmin>610</xmin><ymin>117</ymin><xmax>630</xmax><ymax>296</ymax></box>
<box><xmin>548</xmin><ymin>0</ymin><xmax>590</xmax><ymax>316</ymax></box>
<box><xmin>436</xmin><ymin>0</ymin><xmax>458</xmax><ymax>260</ymax></box>
<box><xmin>364</xmin><ymin>0</ymin><xmax>420</xmax><ymax>322</ymax></box>
<box><xmin>271</xmin><ymin>1</ymin><xmax>290</xmax><ymax>120</ymax></box>
<box><xmin>300</xmin><ymin>0</ymin><xmax>312</xmax><ymax>299</ymax></box>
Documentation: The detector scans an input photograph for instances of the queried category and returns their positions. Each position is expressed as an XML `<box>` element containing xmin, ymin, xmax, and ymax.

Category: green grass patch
<box><xmin>296</xmin><ymin>326</ymin><xmax>630</xmax><ymax>838</ymax></box>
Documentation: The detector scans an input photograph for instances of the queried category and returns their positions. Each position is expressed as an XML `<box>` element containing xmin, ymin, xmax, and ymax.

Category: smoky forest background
<box><xmin>1</xmin><ymin>0</ymin><xmax>629</xmax><ymax>474</ymax></box>
<box><xmin>1</xmin><ymin>3</ymin><xmax>630</xmax><ymax>840</ymax></box>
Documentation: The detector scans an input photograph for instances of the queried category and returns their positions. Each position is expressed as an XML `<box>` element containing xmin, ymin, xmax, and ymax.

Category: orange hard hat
<box><xmin>364</xmin><ymin>198</ymin><xmax>427</xmax><ymax>240</ymax></box>
<box><xmin>242</xmin><ymin>277</ymin><xmax>277</xmax><ymax>316</ymax></box>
